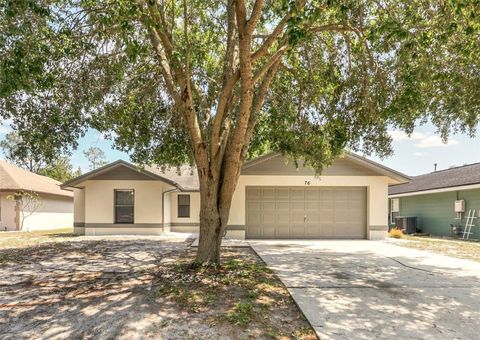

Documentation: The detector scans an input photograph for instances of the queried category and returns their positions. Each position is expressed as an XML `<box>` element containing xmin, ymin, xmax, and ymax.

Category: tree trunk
<box><xmin>196</xmin><ymin>202</ymin><xmax>224</xmax><ymax>264</ymax></box>
<box><xmin>195</xmin><ymin>168</ymin><xmax>237</xmax><ymax>265</ymax></box>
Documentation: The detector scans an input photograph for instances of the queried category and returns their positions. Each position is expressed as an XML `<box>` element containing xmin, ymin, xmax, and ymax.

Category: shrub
<box><xmin>389</xmin><ymin>227</ymin><xmax>404</xmax><ymax>239</ymax></box>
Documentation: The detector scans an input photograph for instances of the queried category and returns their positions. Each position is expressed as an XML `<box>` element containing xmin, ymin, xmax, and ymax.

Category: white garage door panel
<box><xmin>246</xmin><ymin>186</ymin><xmax>367</xmax><ymax>239</ymax></box>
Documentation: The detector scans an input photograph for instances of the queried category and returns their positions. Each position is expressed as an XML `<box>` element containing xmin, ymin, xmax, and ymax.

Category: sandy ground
<box><xmin>389</xmin><ymin>236</ymin><xmax>480</xmax><ymax>263</ymax></box>
<box><xmin>0</xmin><ymin>234</ymin><xmax>314</xmax><ymax>339</ymax></box>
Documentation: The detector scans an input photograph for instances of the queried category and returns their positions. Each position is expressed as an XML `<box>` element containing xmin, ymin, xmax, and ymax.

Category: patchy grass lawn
<box><xmin>149</xmin><ymin>248</ymin><xmax>315</xmax><ymax>339</ymax></box>
<box><xmin>393</xmin><ymin>235</ymin><xmax>480</xmax><ymax>263</ymax></box>
<box><xmin>0</xmin><ymin>234</ymin><xmax>315</xmax><ymax>339</ymax></box>
<box><xmin>0</xmin><ymin>228</ymin><xmax>78</xmax><ymax>249</ymax></box>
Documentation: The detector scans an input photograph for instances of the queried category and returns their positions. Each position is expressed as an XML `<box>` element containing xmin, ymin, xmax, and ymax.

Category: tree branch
<box><xmin>144</xmin><ymin>25</ymin><xmax>180</xmax><ymax>103</ymax></box>
<box><xmin>146</xmin><ymin>0</ymin><xmax>173</xmax><ymax>57</ymax></box>
<box><xmin>246</xmin><ymin>0</ymin><xmax>265</xmax><ymax>34</ymax></box>
<box><xmin>252</xmin><ymin>44</ymin><xmax>288</xmax><ymax>84</ymax></box>
<box><xmin>251</xmin><ymin>0</ymin><xmax>307</xmax><ymax>63</ymax></box>
<box><xmin>211</xmin><ymin>0</ymin><xmax>237</xmax><ymax>162</ymax></box>
<box><xmin>244</xmin><ymin>59</ymin><xmax>281</xmax><ymax>153</ymax></box>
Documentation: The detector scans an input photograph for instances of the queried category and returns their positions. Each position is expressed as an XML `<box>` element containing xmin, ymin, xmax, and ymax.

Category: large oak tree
<box><xmin>1</xmin><ymin>0</ymin><xmax>479</xmax><ymax>263</ymax></box>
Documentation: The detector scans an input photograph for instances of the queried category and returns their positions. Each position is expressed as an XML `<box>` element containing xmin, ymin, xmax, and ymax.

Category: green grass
<box><xmin>0</xmin><ymin>228</ymin><xmax>78</xmax><ymax>249</ymax></box>
<box><xmin>226</xmin><ymin>301</ymin><xmax>253</xmax><ymax>326</ymax></box>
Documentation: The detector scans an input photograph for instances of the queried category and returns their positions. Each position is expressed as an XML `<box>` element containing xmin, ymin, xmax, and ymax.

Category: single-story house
<box><xmin>0</xmin><ymin>161</ymin><xmax>74</xmax><ymax>231</ymax></box>
<box><xmin>389</xmin><ymin>163</ymin><xmax>480</xmax><ymax>239</ymax></box>
<box><xmin>62</xmin><ymin>152</ymin><xmax>408</xmax><ymax>240</ymax></box>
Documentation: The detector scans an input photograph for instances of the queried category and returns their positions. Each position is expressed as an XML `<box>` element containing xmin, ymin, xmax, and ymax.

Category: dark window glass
<box><xmin>115</xmin><ymin>190</ymin><xmax>134</xmax><ymax>224</ymax></box>
<box><xmin>391</xmin><ymin>211</ymin><xmax>399</xmax><ymax>225</ymax></box>
<box><xmin>178</xmin><ymin>194</ymin><xmax>190</xmax><ymax>218</ymax></box>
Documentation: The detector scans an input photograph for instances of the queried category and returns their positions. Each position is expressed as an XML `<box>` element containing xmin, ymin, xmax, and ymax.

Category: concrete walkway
<box><xmin>249</xmin><ymin>240</ymin><xmax>480</xmax><ymax>339</ymax></box>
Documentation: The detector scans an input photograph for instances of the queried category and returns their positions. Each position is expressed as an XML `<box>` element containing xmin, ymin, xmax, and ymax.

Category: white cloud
<box><xmin>388</xmin><ymin>130</ymin><xmax>426</xmax><ymax>141</ymax></box>
<box><xmin>389</xmin><ymin>129</ymin><xmax>459</xmax><ymax>148</ymax></box>
<box><xmin>415</xmin><ymin>136</ymin><xmax>459</xmax><ymax>148</ymax></box>
<box><xmin>413</xmin><ymin>152</ymin><xmax>428</xmax><ymax>157</ymax></box>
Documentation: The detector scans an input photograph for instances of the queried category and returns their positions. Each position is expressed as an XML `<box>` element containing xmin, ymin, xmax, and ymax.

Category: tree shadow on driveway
<box><xmin>250</xmin><ymin>240</ymin><xmax>480</xmax><ymax>339</ymax></box>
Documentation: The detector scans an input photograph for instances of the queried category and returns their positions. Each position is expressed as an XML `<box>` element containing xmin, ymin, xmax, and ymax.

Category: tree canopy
<box><xmin>83</xmin><ymin>146</ymin><xmax>108</xmax><ymax>170</ymax></box>
<box><xmin>0</xmin><ymin>131</ymin><xmax>81</xmax><ymax>181</ymax></box>
<box><xmin>1</xmin><ymin>0</ymin><xmax>479</xmax><ymax>262</ymax></box>
<box><xmin>2</xmin><ymin>0</ymin><xmax>478</xmax><ymax>168</ymax></box>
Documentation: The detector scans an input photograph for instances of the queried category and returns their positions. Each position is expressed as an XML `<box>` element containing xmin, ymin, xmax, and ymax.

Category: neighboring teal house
<box><xmin>388</xmin><ymin>163</ymin><xmax>480</xmax><ymax>239</ymax></box>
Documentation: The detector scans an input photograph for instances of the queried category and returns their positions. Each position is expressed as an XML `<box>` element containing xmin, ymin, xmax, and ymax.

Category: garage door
<box><xmin>246</xmin><ymin>187</ymin><xmax>367</xmax><ymax>239</ymax></box>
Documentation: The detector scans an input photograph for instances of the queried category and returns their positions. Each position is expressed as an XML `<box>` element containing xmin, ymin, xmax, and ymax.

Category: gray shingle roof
<box><xmin>0</xmin><ymin>160</ymin><xmax>73</xmax><ymax>198</ymax></box>
<box><xmin>389</xmin><ymin>162</ymin><xmax>480</xmax><ymax>195</ymax></box>
<box><xmin>145</xmin><ymin>165</ymin><xmax>199</xmax><ymax>191</ymax></box>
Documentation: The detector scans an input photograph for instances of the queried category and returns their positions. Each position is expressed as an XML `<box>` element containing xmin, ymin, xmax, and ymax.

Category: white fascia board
<box><xmin>389</xmin><ymin>183</ymin><xmax>480</xmax><ymax>198</ymax></box>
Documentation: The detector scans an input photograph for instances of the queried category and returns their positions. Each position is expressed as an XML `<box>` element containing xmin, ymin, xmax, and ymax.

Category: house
<box><xmin>62</xmin><ymin>152</ymin><xmax>408</xmax><ymax>239</ymax></box>
<box><xmin>389</xmin><ymin>163</ymin><xmax>480</xmax><ymax>239</ymax></box>
<box><xmin>0</xmin><ymin>161</ymin><xmax>74</xmax><ymax>231</ymax></box>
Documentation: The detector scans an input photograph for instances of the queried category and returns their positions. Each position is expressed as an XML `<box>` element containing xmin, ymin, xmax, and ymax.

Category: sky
<box><xmin>369</xmin><ymin>124</ymin><xmax>480</xmax><ymax>176</ymax></box>
<box><xmin>0</xmin><ymin>120</ymin><xmax>479</xmax><ymax>176</ymax></box>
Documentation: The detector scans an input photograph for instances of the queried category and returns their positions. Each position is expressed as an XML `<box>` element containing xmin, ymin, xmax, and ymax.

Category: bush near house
<box><xmin>388</xmin><ymin>227</ymin><xmax>404</xmax><ymax>239</ymax></box>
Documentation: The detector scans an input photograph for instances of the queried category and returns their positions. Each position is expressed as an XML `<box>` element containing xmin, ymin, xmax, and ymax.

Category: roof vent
<box><xmin>434</xmin><ymin>163</ymin><xmax>437</xmax><ymax>172</ymax></box>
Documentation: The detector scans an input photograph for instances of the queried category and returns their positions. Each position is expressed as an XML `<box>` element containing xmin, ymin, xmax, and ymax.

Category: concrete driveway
<box><xmin>249</xmin><ymin>240</ymin><xmax>480</xmax><ymax>339</ymax></box>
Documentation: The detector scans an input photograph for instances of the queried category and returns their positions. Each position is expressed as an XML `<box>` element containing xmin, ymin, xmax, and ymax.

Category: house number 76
<box><xmin>305</xmin><ymin>180</ymin><xmax>311</xmax><ymax>185</ymax></box>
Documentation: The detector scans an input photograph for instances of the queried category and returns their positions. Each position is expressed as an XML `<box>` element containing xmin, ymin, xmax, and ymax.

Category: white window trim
<box><xmin>390</xmin><ymin>198</ymin><xmax>399</xmax><ymax>224</ymax></box>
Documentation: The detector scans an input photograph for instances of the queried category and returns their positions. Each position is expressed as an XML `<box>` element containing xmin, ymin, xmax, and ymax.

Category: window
<box><xmin>114</xmin><ymin>190</ymin><xmax>134</xmax><ymax>224</ymax></box>
<box><xmin>178</xmin><ymin>194</ymin><xmax>190</xmax><ymax>218</ymax></box>
<box><xmin>390</xmin><ymin>198</ymin><xmax>399</xmax><ymax>224</ymax></box>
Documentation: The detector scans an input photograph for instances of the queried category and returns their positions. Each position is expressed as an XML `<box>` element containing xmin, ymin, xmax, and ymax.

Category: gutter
<box><xmin>389</xmin><ymin>182</ymin><xmax>480</xmax><ymax>198</ymax></box>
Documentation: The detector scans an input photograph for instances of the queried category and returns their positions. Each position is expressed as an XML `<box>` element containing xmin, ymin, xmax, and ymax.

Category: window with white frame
<box><xmin>390</xmin><ymin>198</ymin><xmax>399</xmax><ymax>224</ymax></box>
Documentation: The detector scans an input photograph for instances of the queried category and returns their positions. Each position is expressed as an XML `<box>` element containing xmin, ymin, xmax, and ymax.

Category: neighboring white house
<box><xmin>0</xmin><ymin>161</ymin><xmax>74</xmax><ymax>231</ymax></box>
<box><xmin>62</xmin><ymin>152</ymin><xmax>409</xmax><ymax>240</ymax></box>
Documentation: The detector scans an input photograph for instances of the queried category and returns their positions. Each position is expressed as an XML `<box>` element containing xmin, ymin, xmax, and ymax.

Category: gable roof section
<box><xmin>63</xmin><ymin>152</ymin><xmax>409</xmax><ymax>191</ymax></box>
<box><xmin>61</xmin><ymin>160</ymin><xmax>185</xmax><ymax>190</ymax></box>
<box><xmin>389</xmin><ymin>162</ymin><xmax>480</xmax><ymax>196</ymax></box>
<box><xmin>242</xmin><ymin>152</ymin><xmax>410</xmax><ymax>184</ymax></box>
<box><xmin>0</xmin><ymin>161</ymin><xmax>73</xmax><ymax>198</ymax></box>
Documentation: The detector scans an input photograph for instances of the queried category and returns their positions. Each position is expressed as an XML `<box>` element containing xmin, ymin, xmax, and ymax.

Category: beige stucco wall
<box><xmin>169</xmin><ymin>192</ymin><xmax>200</xmax><ymax>224</ymax></box>
<box><xmin>22</xmin><ymin>194</ymin><xmax>73</xmax><ymax>231</ymax></box>
<box><xmin>73</xmin><ymin>188</ymin><xmax>85</xmax><ymax>223</ymax></box>
<box><xmin>75</xmin><ymin>174</ymin><xmax>390</xmax><ymax>240</ymax></box>
<box><xmin>83</xmin><ymin>180</ymin><xmax>173</xmax><ymax>224</ymax></box>
<box><xmin>0</xmin><ymin>192</ymin><xmax>73</xmax><ymax>231</ymax></box>
<box><xmin>0</xmin><ymin>193</ymin><xmax>16</xmax><ymax>231</ymax></box>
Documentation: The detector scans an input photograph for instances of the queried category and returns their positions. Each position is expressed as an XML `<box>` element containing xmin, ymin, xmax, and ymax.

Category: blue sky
<box><xmin>369</xmin><ymin>124</ymin><xmax>480</xmax><ymax>176</ymax></box>
<box><xmin>0</xmin><ymin>120</ymin><xmax>479</xmax><ymax>176</ymax></box>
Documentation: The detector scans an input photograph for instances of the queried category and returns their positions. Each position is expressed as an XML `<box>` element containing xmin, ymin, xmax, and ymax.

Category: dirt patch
<box><xmin>391</xmin><ymin>236</ymin><xmax>480</xmax><ymax>263</ymax></box>
<box><xmin>0</xmin><ymin>236</ymin><xmax>315</xmax><ymax>339</ymax></box>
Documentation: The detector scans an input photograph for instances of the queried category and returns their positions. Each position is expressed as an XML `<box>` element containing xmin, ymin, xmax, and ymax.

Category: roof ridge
<box><xmin>423</xmin><ymin>161</ymin><xmax>480</xmax><ymax>175</ymax></box>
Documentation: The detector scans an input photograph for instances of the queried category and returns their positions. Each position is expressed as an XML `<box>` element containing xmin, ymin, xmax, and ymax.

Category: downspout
<box><xmin>162</xmin><ymin>188</ymin><xmax>179</xmax><ymax>232</ymax></box>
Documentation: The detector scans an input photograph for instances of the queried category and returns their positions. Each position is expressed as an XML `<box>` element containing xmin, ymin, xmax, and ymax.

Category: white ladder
<box><xmin>462</xmin><ymin>209</ymin><xmax>476</xmax><ymax>240</ymax></box>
